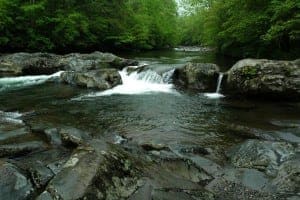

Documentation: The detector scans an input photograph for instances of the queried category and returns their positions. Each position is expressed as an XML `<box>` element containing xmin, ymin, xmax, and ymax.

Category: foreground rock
<box><xmin>227</xmin><ymin>139</ymin><xmax>296</xmax><ymax>176</ymax></box>
<box><xmin>60</xmin><ymin>69</ymin><xmax>121</xmax><ymax>90</ymax></box>
<box><xmin>225</xmin><ymin>59</ymin><xmax>300</xmax><ymax>99</ymax></box>
<box><xmin>0</xmin><ymin>161</ymin><xmax>34</xmax><ymax>200</ymax></box>
<box><xmin>0</xmin><ymin>52</ymin><xmax>138</xmax><ymax>76</ymax></box>
<box><xmin>173</xmin><ymin>63</ymin><xmax>220</xmax><ymax>91</ymax></box>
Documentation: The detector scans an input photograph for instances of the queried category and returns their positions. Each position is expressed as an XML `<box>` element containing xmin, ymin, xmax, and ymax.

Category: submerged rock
<box><xmin>227</xmin><ymin>140</ymin><xmax>296</xmax><ymax>176</ymax></box>
<box><xmin>173</xmin><ymin>62</ymin><xmax>220</xmax><ymax>91</ymax></box>
<box><xmin>60</xmin><ymin>69</ymin><xmax>121</xmax><ymax>90</ymax></box>
<box><xmin>225</xmin><ymin>58</ymin><xmax>300</xmax><ymax>99</ymax></box>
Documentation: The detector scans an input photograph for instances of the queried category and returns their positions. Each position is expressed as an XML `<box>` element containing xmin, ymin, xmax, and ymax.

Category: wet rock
<box><xmin>170</xmin><ymin>145</ymin><xmax>223</xmax><ymax>178</ymax></box>
<box><xmin>206</xmin><ymin>177</ymin><xmax>278</xmax><ymax>200</ymax></box>
<box><xmin>0</xmin><ymin>141</ymin><xmax>46</xmax><ymax>157</ymax></box>
<box><xmin>58</xmin><ymin>127</ymin><xmax>91</xmax><ymax>146</ymax></box>
<box><xmin>85</xmin><ymin>144</ymin><xmax>143</xmax><ymax>200</ymax></box>
<box><xmin>57</xmin><ymin>51</ymin><xmax>138</xmax><ymax>71</ymax></box>
<box><xmin>0</xmin><ymin>161</ymin><xmax>34</xmax><ymax>200</ymax></box>
<box><xmin>60</xmin><ymin>69</ymin><xmax>121</xmax><ymax>90</ymax></box>
<box><xmin>151</xmin><ymin>189</ymin><xmax>205</xmax><ymax>200</ymax></box>
<box><xmin>225</xmin><ymin>59</ymin><xmax>300</xmax><ymax>100</ymax></box>
<box><xmin>39</xmin><ymin>148</ymin><xmax>102</xmax><ymax>200</ymax></box>
<box><xmin>227</xmin><ymin>140</ymin><xmax>296</xmax><ymax>176</ymax></box>
<box><xmin>147</xmin><ymin>166</ymin><xmax>203</xmax><ymax>191</ymax></box>
<box><xmin>272</xmin><ymin>158</ymin><xmax>300</xmax><ymax>194</ymax></box>
<box><xmin>12</xmin><ymin>148</ymin><xmax>70</xmax><ymax>189</ymax></box>
<box><xmin>0</xmin><ymin>127</ymin><xmax>30</xmax><ymax>144</ymax></box>
<box><xmin>185</xmin><ymin>155</ymin><xmax>223</xmax><ymax>178</ymax></box>
<box><xmin>0</xmin><ymin>53</ymin><xmax>62</xmax><ymax>76</ymax></box>
<box><xmin>160</xmin><ymin>159</ymin><xmax>212</xmax><ymax>184</ymax></box>
<box><xmin>128</xmin><ymin>181</ymin><xmax>153</xmax><ymax>200</ymax></box>
<box><xmin>173</xmin><ymin>62</ymin><xmax>220</xmax><ymax>91</ymax></box>
<box><xmin>222</xmin><ymin>167</ymin><xmax>274</xmax><ymax>192</ymax></box>
<box><xmin>43</xmin><ymin>128</ymin><xmax>62</xmax><ymax>146</ymax></box>
<box><xmin>223</xmin><ymin>124</ymin><xmax>276</xmax><ymax>141</ymax></box>
<box><xmin>0</xmin><ymin>52</ymin><xmax>138</xmax><ymax>77</ymax></box>
<box><xmin>140</xmin><ymin>142</ymin><xmax>169</xmax><ymax>151</ymax></box>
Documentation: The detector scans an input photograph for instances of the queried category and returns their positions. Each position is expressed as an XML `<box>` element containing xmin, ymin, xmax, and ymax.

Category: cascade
<box><xmin>79</xmin><ymin>66</ymin><xmax>178</xmax><ymax>97</ymax></box>
<box><xmin>0</xmin><ymin>71</ymin><xmax>63</xmax><ymax>92</ymax></box>
<box><xmin>216</xmin><ymin>73</ymin><xmax>223</xmax><ymax>93</ymax></box>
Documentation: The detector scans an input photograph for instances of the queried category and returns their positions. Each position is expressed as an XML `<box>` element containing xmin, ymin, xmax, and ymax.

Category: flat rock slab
<box><xmin>0</xmin><ymin>141</ymin><xmax>46</xmax><ymax>157</ymax></box>
<box><xmin>39</xmin><ymin>148</ymin><xmax>103</xmax><ymax>200</ymax></box>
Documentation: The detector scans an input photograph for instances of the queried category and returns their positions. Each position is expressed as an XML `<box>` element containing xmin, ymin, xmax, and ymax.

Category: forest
<box><xmin>0</xmin><ymin>0</ymin><xmax>299</xmax><ymax>58</ymax></box>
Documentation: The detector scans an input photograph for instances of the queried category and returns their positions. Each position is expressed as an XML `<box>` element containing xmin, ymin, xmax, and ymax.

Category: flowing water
<box><xmin>0</xmin><ymin>50</ymin><xmax>299</xmax><ymax>157</ymax></box>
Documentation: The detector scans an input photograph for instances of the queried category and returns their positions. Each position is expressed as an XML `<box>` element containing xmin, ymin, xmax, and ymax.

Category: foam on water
<box><xmin>78</xmin><ymin>67</ymin><xmax>178</xmax><ymax>98</ymax></box>
<box><xmin>0</xmin><ymin>110</ymin><xmax>24</xmax><ymax>124</ymax></box>
<box><xmin>0</xmin><ymin>71</ymin><xmax>63</xmax><ymax>92</ymax></box>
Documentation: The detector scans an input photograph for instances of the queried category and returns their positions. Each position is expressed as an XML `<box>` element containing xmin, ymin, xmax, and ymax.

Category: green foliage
<box><xmin>0</xmin><ymin>0</ymin><xmax>179</xmax><ymax>52</ymax></box>
<box><xmin>179</xmin><ymin>0</ymin><xmax>300</xmax><ymax>59</ymax></box>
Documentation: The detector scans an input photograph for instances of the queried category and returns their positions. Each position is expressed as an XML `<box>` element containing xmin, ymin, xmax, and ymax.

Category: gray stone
<box><xmin>60</xmin><ymin>69</ymin><xmax>121</xmax><ymax>90</ymax></box>
<box><xmin>0</xmin><ymin>161</ymin><xmax>34</xmax><ymax>200</ymax></box>
<box><xmin>0</xmin><ymin>141</ymin><xmax>46</xmax><ymax>157</ymax></box>
<box><xmin>173</xmin><ymin>62</ymin><xmax>220</xmax><ymax>91</ymax></box>
<box><xmin>40</xmin><ymin>148</ymin><xmax>103</xmax><ymax>200</ymax></box>
<box><xmin>227</xmin><ymin>140</ymin><xmax>296</xmax><ymax>176</ymax></box>
<box><xmin>59</xmin><ymin>127</ymin><xmax>91</xmax><ymax>146</ymax></box>
<box><xmin>225</xmin><ymin>58</ymin><xmax>300</xmax><ymax>99</ymax></box>
<box><xmin>57</xmin><ymin>51</ymin><xmax>138</xmax><ymax>72</ymax></box>
<box><xmin>0</xmin><ymin>53</ymin><xmax>62</xmax><ymax>76</ymax></box>
<box><xmin>272</xmin><ymin>158</ymin><xmax>300</xmax><ymax>194</ymax></box>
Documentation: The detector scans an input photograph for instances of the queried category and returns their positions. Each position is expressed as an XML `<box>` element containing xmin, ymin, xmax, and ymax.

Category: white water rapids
<box><xmin>82</xmin><ymin>67</ymin><xmax>179</xmax><ymax>97</ymax></box>
<box><xmin>0</xmin><ymin>71</ymin><xmax>63</xmax><ymax>92</ymax></box>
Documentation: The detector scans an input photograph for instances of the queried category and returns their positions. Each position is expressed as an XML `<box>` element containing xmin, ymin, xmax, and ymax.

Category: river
<box><xmin>0</xmin><ymin>49</ymin><xmax>299</xmax><ymax>199</ymax></box>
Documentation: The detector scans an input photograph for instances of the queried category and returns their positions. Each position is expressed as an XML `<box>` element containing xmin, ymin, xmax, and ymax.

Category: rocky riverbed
<box><xmin>0</xmin><ymin>51</ymin><xmax>299</xmax><ymax>200</ymax></box>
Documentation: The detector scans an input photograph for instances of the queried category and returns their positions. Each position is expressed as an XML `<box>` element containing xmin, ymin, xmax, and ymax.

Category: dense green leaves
<box><xmin>179</xmin><ymin>0</ymin><xmax>300</xmax><ymax>58</ymax></box>
<box><xmin>0</xmin><ymin>0</ymin><xmax>179</xmax><ymax>52</ymax></box>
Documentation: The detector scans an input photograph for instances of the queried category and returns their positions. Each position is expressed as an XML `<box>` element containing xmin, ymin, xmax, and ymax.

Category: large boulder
<box><xmin>173</xmin><ymin>63</ymin><xmax>220</xmax><ymax>91</ymax></box>
<box><xmin>0</xmin><ymin>53</ymin><xmax>62</xmax><ymax>76</ymax></box>
<box><xmin>225</xmin><ymin>59</ymin><xmax>300</xmax><ymax>99</ymax></box>
<box><xmin>60</xmin><ymin>69</ymin><xmax>122</xmax><ymax>90</ymax></box>
<box><xmin>56</xmin><ymin>51</ymin><xmax>138</xmax><ymax>72</ymax></box>
<box><xmin>0</xmin><ymin>52</ymin><xmax>138</xmax><ymax>77</ymax></box>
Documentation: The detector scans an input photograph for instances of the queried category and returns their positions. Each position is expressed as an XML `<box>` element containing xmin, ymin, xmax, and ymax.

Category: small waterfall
<box><xmin>162</xmin><ymin>69</ymin><xmax>176</xmax><ymax>84</ymax></box>
<box><xmin>78</xmin><ymin>66</ymin><xmax>178</xmax><ymax>97</ymax></box>
<box><xmin>216</xmin><ymin>73</ymin><xmax>223</xmax><ymax>93</ymax></box>
<box><xmin>204</xmin><ymin>73</ymin><xmax>225</xmax><ymax>99</ymax></box>
<box><xmin>137</xmin><ymin>70</ymin><xmax>164</xmax><ymax>83</ymax></box>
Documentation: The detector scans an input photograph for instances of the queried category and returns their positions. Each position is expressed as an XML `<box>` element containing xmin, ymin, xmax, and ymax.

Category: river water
<box><xmin>0</xmin><ymin>49</ymin><xmax>299</xmax><ymax>161</ymax></box>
